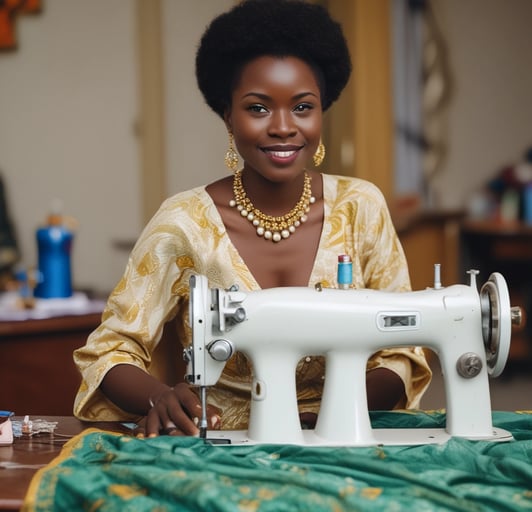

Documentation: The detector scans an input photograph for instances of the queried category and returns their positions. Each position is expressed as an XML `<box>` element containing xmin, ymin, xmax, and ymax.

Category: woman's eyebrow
<box><xmin>240</xmin><ymin>91</ymin><xmax>319</xmax><ymax>100</ymax></box>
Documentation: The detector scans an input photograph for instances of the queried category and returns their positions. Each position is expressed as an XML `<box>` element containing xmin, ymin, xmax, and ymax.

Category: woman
<box><xmin>73</xmin><ymin>0</ymin><xmax>431</xmax><ymax>436</ymax></box>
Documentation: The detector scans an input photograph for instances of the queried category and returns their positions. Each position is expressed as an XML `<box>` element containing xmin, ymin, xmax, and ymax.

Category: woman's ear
<box><xmin>223</xmin><ymin>111</ymin><xmax>232</xmax><ymax>133</ymax></box>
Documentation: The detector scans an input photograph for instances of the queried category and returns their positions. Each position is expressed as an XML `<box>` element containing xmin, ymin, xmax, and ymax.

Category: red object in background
<box><xmin>21</xmin><ymin>0</ymin><xmax>41</xmax><ymax>13</ymax></box>
<box><xmin>0</xmin><ymin>4</ymin><xmax>16</xmax><ymax>49</ymax></box>
<box><xmin>0</xmin><ymin>0</ymin><xmax>42</xmax><ymax>50</ymax></box>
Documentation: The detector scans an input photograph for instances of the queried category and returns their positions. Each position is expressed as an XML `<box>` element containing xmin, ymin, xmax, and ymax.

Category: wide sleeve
<box><xmin>354</xmin><ymin>185</ymin><xmax>411</xmax><ymax>293</ymax></box>
<box><xmin>73</xmin><ymin>198</ymin><xmax>196</xmax><ymax>421</ymax></box>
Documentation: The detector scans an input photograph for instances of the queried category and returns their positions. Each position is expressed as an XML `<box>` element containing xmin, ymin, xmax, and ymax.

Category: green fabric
<box><xmin>23</xmin><ymin>411</ymin><xmax>532</xmax><ymax>512</ymax></box>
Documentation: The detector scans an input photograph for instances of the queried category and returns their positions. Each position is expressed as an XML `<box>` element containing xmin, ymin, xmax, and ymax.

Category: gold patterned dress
<box><xmin>73</xmin><ymin>174</ymin><xmax>432</xmax><ymax>428</ymax></box>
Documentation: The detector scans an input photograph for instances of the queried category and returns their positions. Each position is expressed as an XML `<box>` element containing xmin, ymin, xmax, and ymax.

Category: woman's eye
<box><xmin>248</xmin><ymin>104</ymin><xmax>268</xmax><ymax>113</ymax></box>
<box><xmin>294</xmin><ymin>103</ymin><xmax>313</xmax><ymax>112</ymax></box>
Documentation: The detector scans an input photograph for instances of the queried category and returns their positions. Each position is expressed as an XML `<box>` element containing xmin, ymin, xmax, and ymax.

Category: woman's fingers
<box><xmin>145</xmin><ymin>387</ymin><xmax>197</xmax><ymax>437</ymax></box>
<box><xmin>143</xmin><ymin>384</ymin><xmax>222</xmax><ymax>437</ymax></box>
<box><xmin>172</xmin><ymin>384</ymin><xmax>222</xmax><ymax>430</ymax></box>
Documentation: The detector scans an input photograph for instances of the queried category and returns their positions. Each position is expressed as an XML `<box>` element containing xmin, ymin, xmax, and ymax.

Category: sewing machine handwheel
<box><xmin>480</xmin><ymin>272</ymin><xmax>511</xmax><ymax>378</ymax></box>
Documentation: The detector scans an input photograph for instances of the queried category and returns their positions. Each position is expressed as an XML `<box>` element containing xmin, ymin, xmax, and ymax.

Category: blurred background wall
<box><xmin>0</xmin><ymin>0</ymin><xmax>531</xmax><ymax>296</ymax></box>
<box><xmin>428</xmin><ymin>0</ymin><xmax>532</xmax><ymax>210</ymax></box>
<box><xmin>0</xmin><ymin>0</ymin><xmax>231</xmax><ymax>294</ymax></box>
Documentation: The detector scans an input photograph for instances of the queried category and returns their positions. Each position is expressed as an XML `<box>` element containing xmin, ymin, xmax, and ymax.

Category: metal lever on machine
<box><xmin>215</xmin><ymin>287</ymin><xmax>246</xmax><ymax>332</ymax></box>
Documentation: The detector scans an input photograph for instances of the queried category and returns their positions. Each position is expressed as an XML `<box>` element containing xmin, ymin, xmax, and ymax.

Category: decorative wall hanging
<box><xmin>0</xmin><ymin>0</ymin><xmax>41</xmax><ymax>51</ymax></box>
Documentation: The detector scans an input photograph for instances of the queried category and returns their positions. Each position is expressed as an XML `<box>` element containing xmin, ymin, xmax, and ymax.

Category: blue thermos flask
<box><xmin>34</xmin><ymin>213</ymin><xmax>73</xmax><ymax>298</ymax></box>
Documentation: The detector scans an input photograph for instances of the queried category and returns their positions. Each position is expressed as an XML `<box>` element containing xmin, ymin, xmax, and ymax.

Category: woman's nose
<box><xmin>268</xmin><ymin>110</ymin><xmax>297</xmax><ymax>137</ymax></box>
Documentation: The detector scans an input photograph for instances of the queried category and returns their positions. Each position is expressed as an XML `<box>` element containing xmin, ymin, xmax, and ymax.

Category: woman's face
<box><xmin>225</xmin><ymin>56</ymin><xmax>323</xmax><ymax>183</ymax></box>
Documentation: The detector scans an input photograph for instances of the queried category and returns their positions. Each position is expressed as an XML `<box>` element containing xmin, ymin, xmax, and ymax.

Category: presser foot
<box><xmin>200</xmin><ymin>428</ymin><xmax>514</xmax><ymax>447</ymax></box>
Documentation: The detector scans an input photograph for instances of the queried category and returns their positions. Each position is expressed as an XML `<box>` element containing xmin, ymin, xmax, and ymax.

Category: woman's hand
<box><xmin>145</xmin><ymin>383</ymin><xmax>221</xmax><ymax>437</ymax></box>
<box><xmin>100</xmin><ymin>365</ymin><xmax>221</xmax><ymax>438</ymax></box>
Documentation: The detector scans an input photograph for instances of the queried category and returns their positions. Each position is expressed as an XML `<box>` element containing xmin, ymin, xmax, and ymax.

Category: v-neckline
<box><xmin>202</xmin><ymin>175</ymin><xmax>329</xmax><ymax>290</ymax></box>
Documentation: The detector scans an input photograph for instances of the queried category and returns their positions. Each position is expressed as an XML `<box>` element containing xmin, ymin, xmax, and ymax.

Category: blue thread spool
<box><xmin>34</xmin><ymin>213</ymin><xmax>73</xmax><ymax>298</ymax></box>
<box><xmin>337</xmin><ymin>254</ymin><xmax>352</xmax><ymax>289</ymax></box>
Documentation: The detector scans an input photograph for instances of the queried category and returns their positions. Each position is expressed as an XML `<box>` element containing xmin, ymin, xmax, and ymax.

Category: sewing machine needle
<box><xmin>199</xmin><ymin>386</ymin><xmax>208</xmax><ymax>439</ymax></box>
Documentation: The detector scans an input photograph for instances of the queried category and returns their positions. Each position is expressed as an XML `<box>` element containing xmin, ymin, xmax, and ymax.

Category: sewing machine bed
<box><xmin>23</xmin><ymin>410</ymin><xmax>532</xmax><ymax>511</ymax></box>
<box><xmin>205</xmin><ymin>426</ymin><xmax>513</xmax><ymax>446</ymax></box>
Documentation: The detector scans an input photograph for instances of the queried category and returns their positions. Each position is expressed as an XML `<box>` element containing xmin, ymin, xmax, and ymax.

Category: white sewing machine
<box><xmin>184</xmin><ymin>266</ymin><xmax>522</xmax><ymax>446</ymax></box>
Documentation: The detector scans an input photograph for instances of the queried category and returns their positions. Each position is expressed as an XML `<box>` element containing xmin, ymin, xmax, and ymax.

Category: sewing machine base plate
<box><xmin>204</xmin><ymin>427</ymin><xmax>514</xmax><ymax>446</ymax></box>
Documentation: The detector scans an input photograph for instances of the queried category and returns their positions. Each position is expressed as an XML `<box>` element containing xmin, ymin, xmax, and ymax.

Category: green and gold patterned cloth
<box><xmin>23</xmin><ymin>411</ymin><xmax>532</xmax><ymax>511</ymax></box>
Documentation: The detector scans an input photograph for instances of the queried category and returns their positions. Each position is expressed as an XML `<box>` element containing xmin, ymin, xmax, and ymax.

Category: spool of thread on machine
<box><xmin>337</xmin><ymin>254</ymin><xmax>352</xmax><ymax>290</ymax></box>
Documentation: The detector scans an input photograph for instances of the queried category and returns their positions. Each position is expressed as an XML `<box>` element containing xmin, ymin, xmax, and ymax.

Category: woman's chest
<box><xmin>204</xmin><ymin>184</ymin><xmax>325</xmax><ymax>288</ymax></box>
<box><xmin>231</xmin><ymin>221</ymin><xmax>323</xmax><ymax>288</ymax></box>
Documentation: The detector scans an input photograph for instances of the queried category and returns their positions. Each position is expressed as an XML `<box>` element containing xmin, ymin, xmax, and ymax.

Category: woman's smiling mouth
<box><xmin>261</xmin><ymin>145</ymin><xmax>303</xmax><ymax>164</ymax></box>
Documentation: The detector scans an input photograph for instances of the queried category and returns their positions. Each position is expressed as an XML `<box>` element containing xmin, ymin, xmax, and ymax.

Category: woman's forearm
<box><xmin>100</xmin><ymin>364</ymin><xmax>172</xmax><ymax>415</ymax></box>
<box><xmin>101</xmin><ymin>364</ymin><xmax>405</xmax><ymax>419</ymax></box>
<box><xmin>366</xmin><ymin>367</ymin><xmax>405</xmax><ymax>410</ymax></box>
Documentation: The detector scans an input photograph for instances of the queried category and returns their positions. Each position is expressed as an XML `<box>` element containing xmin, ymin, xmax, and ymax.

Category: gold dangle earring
<box><xmin>313</xmin><ymin>139</ymin><xmax>326</xmax><ymax>167</ymax></box>
<box><xmin>225</xmin><ymin>132</ymin><xmax>239</xmax><ymax>172</ymax></box>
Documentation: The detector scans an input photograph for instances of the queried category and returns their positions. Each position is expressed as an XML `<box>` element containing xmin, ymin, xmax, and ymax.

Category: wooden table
<box><xmin>0</xmin><ymin>313</ymin><xmax>102</xmax><ymax>415</ymax></box>
<box><xmin>0</xmin><ymin>416</ymin><xmax>136</xmax><ymax>511</ymax></box>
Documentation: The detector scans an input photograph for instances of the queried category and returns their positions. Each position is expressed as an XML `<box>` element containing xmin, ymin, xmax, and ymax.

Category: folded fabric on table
<box><xmin>23</xmin><ymin>411</ymin><xmax>532</xmax><ymax>512</ymax></box>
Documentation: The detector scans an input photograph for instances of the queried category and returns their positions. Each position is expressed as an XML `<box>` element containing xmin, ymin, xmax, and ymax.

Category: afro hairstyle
<box><xmin>195</xmin><ymin>0</ymin><xmax>352</xmax><ymax>119</ymax></box>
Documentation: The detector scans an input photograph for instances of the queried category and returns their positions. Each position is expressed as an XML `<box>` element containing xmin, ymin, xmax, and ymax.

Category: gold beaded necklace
<box><xmin>229</xmin><ymin>169</ymin><xmax>316</xmax><ymax>242</ymax></box>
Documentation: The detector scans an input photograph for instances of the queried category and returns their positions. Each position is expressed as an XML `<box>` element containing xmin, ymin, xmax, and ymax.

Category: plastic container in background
<box><xmin>34</xmin><ymin>210</ymin><xmax>74</xmax><ymax>299</ymax></box>
<box><xmin>499</xmin><ymin>189</ymin><xmax>520</xmax><ymax>223</ymax></box>
<box><xmin>523</xmin><ymin>183</ymin><xmax>532</xmax><ymax>226</ymax></box>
